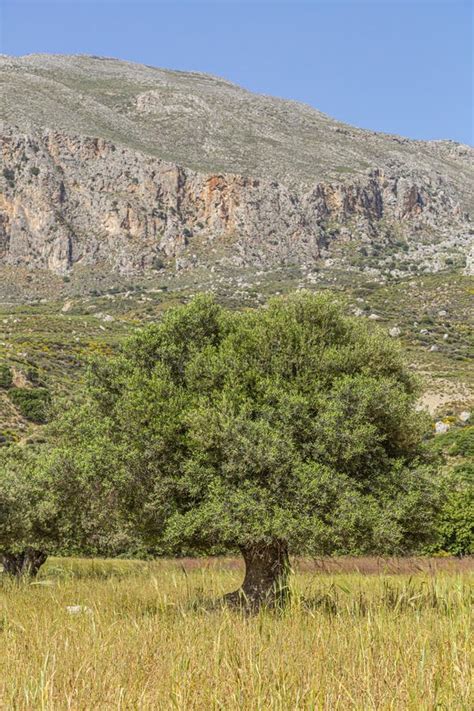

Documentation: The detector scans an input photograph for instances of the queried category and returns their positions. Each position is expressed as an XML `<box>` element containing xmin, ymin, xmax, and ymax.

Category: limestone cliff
<box><xmin>0</xmin><ymin>54</ymin><xmax>472</xmax><ymax>279</ymax></box>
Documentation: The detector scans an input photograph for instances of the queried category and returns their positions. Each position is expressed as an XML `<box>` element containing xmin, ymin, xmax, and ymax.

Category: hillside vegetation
<box><xmin>1</xmin><ymin>270</ymin><xmax>472</xmax><ymax>443</ymax></box>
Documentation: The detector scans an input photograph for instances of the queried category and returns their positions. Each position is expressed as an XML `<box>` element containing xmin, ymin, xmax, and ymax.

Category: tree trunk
<box><xmin>224</xmin><ymin>541</ymin><xmax>291</xmax><ymax>611</ymax></box>
<box><xmin>1</xmin><ymin>549</ymin><xmax>47</xmax><ymax>578</ymax></box>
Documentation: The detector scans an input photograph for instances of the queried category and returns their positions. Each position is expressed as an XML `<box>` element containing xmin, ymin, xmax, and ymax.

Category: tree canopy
<box><xmin>41</xmin><ymin>292</ymin><xmax>438</xmax><ymax>606</ymax></box>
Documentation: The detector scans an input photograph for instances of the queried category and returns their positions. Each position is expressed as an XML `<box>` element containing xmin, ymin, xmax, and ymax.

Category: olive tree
<box><xmin>54</xmin><ymin>293</ymin><xmax>437</xmax><ymax>607</ymax></box>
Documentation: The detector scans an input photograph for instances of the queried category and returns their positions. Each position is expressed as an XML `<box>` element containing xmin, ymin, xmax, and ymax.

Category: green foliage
<box><xmin>0</xmin><ymin>446</ymin><xmax>57</xmax><ymax>554</ymax></box>
<box><xmin>431</xmin><ymin>464</ymin><xmax>474</xmax><ymax>556</ymax></box>
<box><xmin>0</xmin><ymin>429</ymin><xmax>18</xmax><ymax>447</ymax></box>
<box><xmin>421</xmin><ymin>426</ymin><xmax>474</xmax><ymax>556</ymax></box>
<box><xmin>429</xmin><ymin>426</ymin><xmax>474</xmax><ymax>459</ymax></box>
<box><xmin>8</xmin><ymin>387</ymin><xmax>51</xmax><ymax>423</ymax></box>
<box><xmin>0</xmin><ymin>363</ymin><xmax>13</xmax><ymax>389</ymax></box>
<box><xmin>51</xmin><ymin>292</ymin><xmax>436</xmax><ymax>556</ymax></box>
<box><xmin>44</xmin><ymin>428</ymin><xmax>145</xmax><ymax>557</ymax></box>
<box><xmin>25</xmin><ymin>366</ymin><xmax>45</xmax><ymax>387</ymax></box>
<box><xmin>0</xmin><ymin>443</ymin><xmax>142</xmax><ymax>559</ymax></box>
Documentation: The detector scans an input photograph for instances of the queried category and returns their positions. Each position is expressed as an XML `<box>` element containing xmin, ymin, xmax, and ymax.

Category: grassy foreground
<box><xmin>1</xmin><ymin>558</ymin><xmax>472</xmax><ymax>710</ymax></box>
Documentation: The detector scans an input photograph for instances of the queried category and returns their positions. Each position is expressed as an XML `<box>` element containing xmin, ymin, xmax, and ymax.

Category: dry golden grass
<box><xmin>1</xmin><ymin>557</ymin><xmax>472</xmax><ymax>710</ymax></box>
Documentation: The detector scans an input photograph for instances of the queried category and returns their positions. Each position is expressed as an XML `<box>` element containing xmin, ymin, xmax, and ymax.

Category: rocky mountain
<box><xmin>0</xmin><ymin>53</ymin><xmax>473</xmax><ymax>281</ymax></box>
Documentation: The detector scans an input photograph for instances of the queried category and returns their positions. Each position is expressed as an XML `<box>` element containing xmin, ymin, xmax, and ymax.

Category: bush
<box><xmin>0</xmin><ymin>364</ymin><xmax>13</xmax><ymax>389</ymax></box>
<box><xmin>152</xmin><ymin>255</ymin><xmax>165</xmax><ymax>270</ymax></box>
<box><xmin>448</xmin><ymin>427</ymin><xmax>474</xmax><ymax>458</ymax></box>
<box><xmin>8</xmin><ymin>388</ymin><xmax>51</xmax><ymax>424</ymax></box>
<box><xmin>429</xmin><ymin>426</ymin><xmax>474</xmax><ymax>458</ymax></box>
<box><xmin>0</xmin><ymin>430</ymin><xmax>17</xmax><ymax>447</ymax></box>
<box><xmin>25</xmin><ymin>367</ymin><xmax>46</xmax><ymax>387</ymax></box>
<box><xmin>433</xmin><ymin>464</ymin><xmax>474</xmax><ymax>556</ymax></box>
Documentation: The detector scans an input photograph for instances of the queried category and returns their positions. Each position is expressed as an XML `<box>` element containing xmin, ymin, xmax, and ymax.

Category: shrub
<box><xmin>152</xmin><ymin>255</ymin><xmax>165</xmax><ymax>270</ymax></box>
<box><xmin>0</xmin><ymin>429</ymin><xmax>17</xmax><ymax>447</ymax></box>
<box><xmin>9</xmin><ymin>387</ymin><xmax>51</xmax><ymax>424</ymax></box>
<box><xmin>433</xmin><ymin>464</ymin><xmax>474</xmax><ymax>556</ymax></box>
<box><xmin>448</xmin><ymin>427</ymin><xmax>474</xmax><ymax>458</ymax></box>
<box><xmin>26</xmin><ymin>367</ymin><xmax>45</xmax><ymax>387</ymax></box>
<box><xmin>429</xmin><ymin>426</ymin><xmax>474</xmax><ymax>458</ymax></box>
<box><xmin>0</xmin><ymin>363</ymin><xmax>13</xmax><ymax>389</ymax></box>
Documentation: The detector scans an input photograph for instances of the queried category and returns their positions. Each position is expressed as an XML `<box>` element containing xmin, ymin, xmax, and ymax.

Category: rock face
<box><xmin>0</xmin><ymin>54</ymin><xmax>473</xmax><ymax>277</ymax></box>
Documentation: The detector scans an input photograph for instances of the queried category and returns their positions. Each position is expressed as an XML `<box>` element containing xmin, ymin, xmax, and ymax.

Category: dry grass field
<box><xmin>1</xmin><ymin>557</ymin><xmax>473</xmax><ymax>710</ymax></box>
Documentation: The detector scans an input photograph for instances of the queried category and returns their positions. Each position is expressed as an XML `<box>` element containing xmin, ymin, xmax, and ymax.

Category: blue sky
<box><xmin>1</xmin><ymin>0</ymin><xmax>472</xmax><ymax>143</ymax></box>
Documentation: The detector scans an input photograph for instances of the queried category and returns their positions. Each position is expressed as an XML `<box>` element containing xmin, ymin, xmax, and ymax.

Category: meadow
<box><xmin>1</xmin><ymin>557</ymin><xmax>472</xmax><ymax>710</ymax></box>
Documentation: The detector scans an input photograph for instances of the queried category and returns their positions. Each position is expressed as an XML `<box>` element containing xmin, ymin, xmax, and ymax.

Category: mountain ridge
<box><xmin>0</xmin><ymin>53</ymin><xmax>473</xmax><ymax>282</ymax></box>
<box><xmin>5</xmin><ymin>53</ymin><xmax>472</xmax><ymax>147</ymax></box>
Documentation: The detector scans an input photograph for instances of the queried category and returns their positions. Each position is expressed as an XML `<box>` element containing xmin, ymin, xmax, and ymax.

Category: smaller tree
<box><xmin>0</xmin><ymin>434</ymin><xmax>140</xmax><ymax>577</ymax></box>
<box><xmin>0</xmin><ymin>446</ymin><xmax>55</xmax><ymax>577</ymax></box>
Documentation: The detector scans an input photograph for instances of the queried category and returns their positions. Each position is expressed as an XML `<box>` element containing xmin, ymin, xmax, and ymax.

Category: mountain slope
<box><xmin>0</xmin><ymin>53</ymin><xmax>473</xmax><ymax>280</ymax></box>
